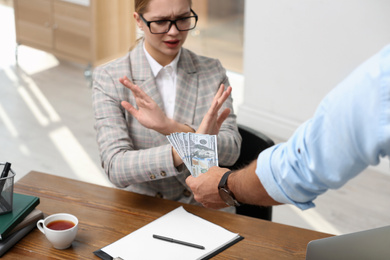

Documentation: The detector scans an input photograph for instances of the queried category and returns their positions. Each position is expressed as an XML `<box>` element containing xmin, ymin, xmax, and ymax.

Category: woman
<box><xmin>92</xmin><ymin>0</ymin><xmax>241</xmax><ymax>205</ymax></box>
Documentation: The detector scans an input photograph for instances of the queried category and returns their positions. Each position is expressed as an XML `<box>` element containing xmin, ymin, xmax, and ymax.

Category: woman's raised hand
<box><xmin>196</xmin><ymin>84</ymin><xmax>232</xmax><ymax>135</ymax></box>
<box><xmin>120</xmin><ymin>76</ymin><xmax>171</xmax><ymax>133</ymax></box>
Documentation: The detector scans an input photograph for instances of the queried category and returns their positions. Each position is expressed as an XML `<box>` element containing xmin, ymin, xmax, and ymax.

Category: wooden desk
<box><xmin>6</xmin><ymin>171</ymin><xmax>332</xmax><ymax>259</ymax></box>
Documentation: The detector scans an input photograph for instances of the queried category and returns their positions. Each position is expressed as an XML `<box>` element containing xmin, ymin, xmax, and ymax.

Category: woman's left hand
<box><xmin>196</xmin><ymin>84</ymin><xmax>232</xmax><ymax>135</ymax></box>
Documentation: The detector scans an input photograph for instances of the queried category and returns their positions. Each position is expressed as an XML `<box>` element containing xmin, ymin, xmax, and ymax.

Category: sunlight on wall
<box><xmin>16</xmin><ymin>47</ymin><xmax>60</xmax><ymax>75</ymax></box>
<box><xmin>18</xmin><ymin>144</ymin><xmax>30</xmax><ymax>156</ymax></box>
<box><xmin>49</xmin><ymin>126</ymin><xmax>112</xmax><ymax>187</ymax></box>
<box><xmin>0</xmin><ymin>102</ymin><xmax>31</xmax><ymax>156</ymax></box>
<box><xmin>17</xmin><ymin>87</ymin><xmax>50</xmax><ymax>126</ymax></box>
<box><xmin>19</xmin><ymin>72</ymin><xmax>61</xmax><ymax>123</ymax></box>
<box><xmin>3</xmin><ymin>66</ymin><xmax>17</xmax><ymax>82</ymax></box>
<box><xmin>6</xmin><ymin>53</ymin><xmax>59</xmax><ymax>127</ymax></box>
<box><xmin>0</xmin><ymin>103</ymin><xmax>18</xmax><ymax>137</ymax></box>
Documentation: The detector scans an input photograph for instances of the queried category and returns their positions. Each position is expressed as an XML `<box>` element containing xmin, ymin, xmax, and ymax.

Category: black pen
<box><xmin>0</xmin><ymin>162</ymin><xmax>11</xmax><ymax>192</ymax></box>
<box><xmin>0</xmin><ymin>162</ymin><xmax>12</xmax><ymax>211</ymax></box>
<box><xmin>0</xmin><ymin>162</ymin><xmax>11</xmax><ymax>179</ymax></box>
<box><xmin>153</xmin><ymin>234</ymin><xmax>205</xmax><ymax>250</ymax></box>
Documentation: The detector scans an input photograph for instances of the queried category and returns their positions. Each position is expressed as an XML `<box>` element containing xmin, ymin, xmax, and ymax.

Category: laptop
<box><xmin>306</xmin><ymin>225</ymin><xmax>390</xmax><ymax>260</ymax></box>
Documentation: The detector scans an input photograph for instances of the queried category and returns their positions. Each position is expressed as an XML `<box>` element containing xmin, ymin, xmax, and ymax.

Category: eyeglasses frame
<box><xmin>139</xmin><ymin>9</ymin><xmax>198</xmax><ymax>34</ymax></box>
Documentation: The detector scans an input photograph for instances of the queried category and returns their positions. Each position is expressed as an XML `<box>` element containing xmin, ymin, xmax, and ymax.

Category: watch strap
<box><xmin>218</xmin><ymin>171</ymin><xmax>233</xmax><ymax>189</ymax></box>
<box><xmin>218</xmin><ymin>170</ymin><xmax>240</xmax><ymax>207</ymax></box>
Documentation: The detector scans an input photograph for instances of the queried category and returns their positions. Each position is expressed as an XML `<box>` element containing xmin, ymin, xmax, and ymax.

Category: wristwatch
<box><xmin>218</xmin><ymin>170</ymin><xmax>240</xmax><ymax>207</ymax></box>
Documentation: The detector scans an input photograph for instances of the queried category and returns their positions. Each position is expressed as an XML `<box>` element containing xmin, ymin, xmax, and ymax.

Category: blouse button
<box><xmin>160</xmin><ymin>171</ymin><xmax>167</xmax><ymax>177</ymax></box>
<box><xmin>149</xmin><ymin>174</ymin><xmax>156</xmax><ymax>180</ymax></box>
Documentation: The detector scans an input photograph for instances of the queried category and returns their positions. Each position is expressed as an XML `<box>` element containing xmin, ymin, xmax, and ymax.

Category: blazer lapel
<box><xmin>174</xmin><ymin>49</ymin><xmax>198</xmax><ymax>125</ymax></box>
<box><xmin>127</xmin><ymin>45</ymin><xmax>197</xmax><ymax>182</ymax></box>
<box><xmin>129</xmin><ymin>42</ymin><xmax>165</xmax><ymax>114</ymax></box>
<box><xmin>127</xmin><ymin>42</ymin><xmax>166</xmax><ymax>144</ymax></box>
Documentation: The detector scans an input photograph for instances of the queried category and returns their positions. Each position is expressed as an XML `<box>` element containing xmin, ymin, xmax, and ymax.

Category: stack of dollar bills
<box><xmin>167</xmin><ymin>133</ymin><xmax>218</xmax><ymax>177</ymax></box>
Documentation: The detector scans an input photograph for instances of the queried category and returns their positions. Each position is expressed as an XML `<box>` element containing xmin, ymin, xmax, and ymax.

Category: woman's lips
<box><xmin>164</xmin><ymin>40</ymin><xmax>180</xmax><ymax>48</ymax></box>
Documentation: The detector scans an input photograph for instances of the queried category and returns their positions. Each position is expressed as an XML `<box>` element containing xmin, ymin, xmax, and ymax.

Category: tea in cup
<box><xmin>37</xmin><ymin>213</ymin><xmax>78</xmax><ymax>249</ymax></box>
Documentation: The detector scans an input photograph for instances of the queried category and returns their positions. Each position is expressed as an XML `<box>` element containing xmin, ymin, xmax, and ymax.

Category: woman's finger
<box><xmin>121</xmin><ymin>100</ymin><xmax>138</xmax><ymax>117</ymax></box>
<box><xmin>216</xmin><ymin>86</ymin><xmax>232</xmax><ymax>110</ymax></box>
<box><xmin>216</xmin><ymin>108</ymin><xmax>231</xmax><ymax>127</ymax></box>
<box><xmin>214</xmin><ymin>84</ymin><xmax>225</xmax><ymax>101</ymax></box>
<box><xmin>120</xmin><ymin>77</ymin><xmax>153</xmax><ymax>105</ymax></box>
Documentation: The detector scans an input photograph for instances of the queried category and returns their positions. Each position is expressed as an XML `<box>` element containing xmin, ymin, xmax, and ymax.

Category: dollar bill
<box><xmin>188</xmin><ymin>134</ymin><xmax>218</xmax><ymax>177</ymax></box>
<box><xmin>167</xmin><ymin>133</ymin><xmax>218</xmax><ymax>177</ymax></box>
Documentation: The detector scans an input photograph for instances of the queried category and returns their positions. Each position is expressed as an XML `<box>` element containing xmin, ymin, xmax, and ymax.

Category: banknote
<box><xmin>167</xmin><ymin>133</ymin><xmax>218</xmax><ymax>177</ymax></box>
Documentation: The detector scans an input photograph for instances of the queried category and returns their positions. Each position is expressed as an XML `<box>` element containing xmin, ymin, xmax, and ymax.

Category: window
<box><xmin>185</xmin><ymin>0</ymin><xmax>244</xmax><ymax>73</ymax></box>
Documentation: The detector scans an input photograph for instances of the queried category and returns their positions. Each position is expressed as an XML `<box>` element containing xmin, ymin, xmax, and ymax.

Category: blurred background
<box><xmin>1</xmin><ymin>0</ymin><xmax>389</xmax><ymax>236</ymax></box>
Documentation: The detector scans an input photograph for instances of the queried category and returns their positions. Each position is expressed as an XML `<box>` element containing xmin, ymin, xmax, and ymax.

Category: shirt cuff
<box><xmin>256</xmin><ymin>144</ymin><xmax>315</xmax><ymax>210</ymax></box>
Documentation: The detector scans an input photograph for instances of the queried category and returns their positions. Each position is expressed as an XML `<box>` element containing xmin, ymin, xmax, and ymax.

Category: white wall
<box><xmin>239</xmin><ymin>0</ymin><xmax>390</xmax><ymax>138</ymax></box>
<box><xmin>238</xmin><ymin>0</ymin><xmax>390</xmax><ymax>174</ymax></box>
<box><xmin>238</xmin><ymin>0</ymin><xmax>390</xmax><ymax>173</ymax></box>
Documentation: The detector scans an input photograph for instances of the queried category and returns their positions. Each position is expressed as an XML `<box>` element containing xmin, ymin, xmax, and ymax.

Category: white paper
<box><xmin>101</xmin><ymin>206</ymin><xmax>241</xmax><ymax>260</ymax></box>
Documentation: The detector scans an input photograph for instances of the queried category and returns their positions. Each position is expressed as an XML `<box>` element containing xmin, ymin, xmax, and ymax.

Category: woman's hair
<box><xmin>134</xmin><ymin>0</ymin><xmax>150</xmax><ymax>15</ymax></box>
<box><xmin>135</xmin><ymin>0</ymin><xmax>192</xmax><ymax>15</ymax></box>
<box><xmin>131</xmin><ymin>0</ymin><xmax>192</xmax><ymax>50</ymax></box>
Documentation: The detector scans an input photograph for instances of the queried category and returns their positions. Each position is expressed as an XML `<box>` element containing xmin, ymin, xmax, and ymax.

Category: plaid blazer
<box><xmin>92</xmin><ymin>42</ymin><xmax>241</xmax><ymax>204</ymax></box>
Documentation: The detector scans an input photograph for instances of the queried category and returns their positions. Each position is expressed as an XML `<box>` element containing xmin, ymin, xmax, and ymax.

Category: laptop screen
<box><xmin>306</xmin><ymin>225</ymin><xmax>390</xmax><ymax>260</ymax></box>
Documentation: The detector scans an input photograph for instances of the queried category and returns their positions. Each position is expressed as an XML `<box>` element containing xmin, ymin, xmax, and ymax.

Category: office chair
<box><xmin>229</xmin><ymin>124</ymin><xmax>274</xmax><ymax>221</ymax></box>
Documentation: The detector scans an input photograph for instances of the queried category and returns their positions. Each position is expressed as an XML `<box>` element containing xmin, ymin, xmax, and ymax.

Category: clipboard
<box><xmin>94</xmin><ymin>206</ymin><xmax>244</xmax><ymax>260</ymax></box>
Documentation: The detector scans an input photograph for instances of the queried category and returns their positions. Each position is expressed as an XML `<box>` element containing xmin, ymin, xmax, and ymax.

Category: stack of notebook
<box><xmin>0</xmin><ymin>193</ymin><xmax>42</xmax><ymax>257</ymax></box>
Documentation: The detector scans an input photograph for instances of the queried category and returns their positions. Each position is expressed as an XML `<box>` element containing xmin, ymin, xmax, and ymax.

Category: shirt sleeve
<box><xmin>256</xmin><ymin>44</ymin><xmax>390</xmax><ymax>210</ymax></box>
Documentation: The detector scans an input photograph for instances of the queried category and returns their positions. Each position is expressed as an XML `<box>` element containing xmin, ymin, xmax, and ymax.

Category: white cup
<box><xmin>37</xmin><ymin>213</ymin><xmax>78</xmax><ymax>249</ymax></box>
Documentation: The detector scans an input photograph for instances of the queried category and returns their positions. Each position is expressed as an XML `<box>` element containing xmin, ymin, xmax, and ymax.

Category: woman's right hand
<box><xmin>120</xmin><ymin>76</ymin><xmax>173</xmax><ymax>133</ymax></box>
<box><xmin>120</xmin><ymin>76</ymin><xmax>194</xmax><ymax>135</ymax></box>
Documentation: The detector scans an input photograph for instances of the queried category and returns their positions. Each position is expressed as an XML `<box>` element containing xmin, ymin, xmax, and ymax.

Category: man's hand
<box><xmin>186</xmin><ymin>166</ymin><xmax>230</xmax><ymax>209</ymax></box>
<box><xmin>187</xmin><ymin>161</ymin><xmax>281</xmax><ymax>209</ymax></box>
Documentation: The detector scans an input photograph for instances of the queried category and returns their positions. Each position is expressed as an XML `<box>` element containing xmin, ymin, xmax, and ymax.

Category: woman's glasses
<box><xmin>140</xmin><ymin>9</ymin><xmax>198</xmax><ymax>34</ymax></box>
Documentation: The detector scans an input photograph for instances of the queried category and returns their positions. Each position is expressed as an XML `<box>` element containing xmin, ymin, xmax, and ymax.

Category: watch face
<box><xmin>219</xmin><ymin>188</ymin><xmax>235</xmax><ymax>207</ymax></box>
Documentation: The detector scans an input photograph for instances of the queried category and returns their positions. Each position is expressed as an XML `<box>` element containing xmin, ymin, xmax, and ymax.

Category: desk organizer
<box><xmin>0</xmin><ymin>163</ymin><xmax>15</xmax><ymax>214</ymax></box>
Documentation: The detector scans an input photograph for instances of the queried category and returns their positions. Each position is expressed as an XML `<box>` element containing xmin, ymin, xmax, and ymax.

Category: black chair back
<box><xmin>230</xmin><ymin>124</ymin><xmax>274</xmax><ymax>221</ymax></box>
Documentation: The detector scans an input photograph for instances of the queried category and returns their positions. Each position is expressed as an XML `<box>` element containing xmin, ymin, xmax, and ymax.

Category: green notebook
<box><xmin>0</xmin><ymin>193</ymin><xmax>40</xmax><ymax>240</ymax></box>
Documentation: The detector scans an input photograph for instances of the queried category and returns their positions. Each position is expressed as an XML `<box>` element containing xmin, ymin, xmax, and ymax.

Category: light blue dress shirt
<box><xmin>257</xmin><ymin>44</ymin><xmax>390</xmax><ymax>210</ymax></box>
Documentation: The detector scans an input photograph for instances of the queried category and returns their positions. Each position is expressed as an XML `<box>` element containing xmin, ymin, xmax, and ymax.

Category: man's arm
<box><xmin>187</xmin><ymin>44</ymin><xmax>390</xmax><ymax>210</ymax></box>
<box><xmin>229</xmin><ymin>161</ymin><xmax>281</xmax><ymax>207</ymax></box>
<box><xmin>186</xmin><ymin>161</ymin><xmax>280</xmax><ymax>209</ymax></box>
<box><xmin>257</xmin><ymin>44</ymin><xmax>390</xmax><ymax>210</ymax></box>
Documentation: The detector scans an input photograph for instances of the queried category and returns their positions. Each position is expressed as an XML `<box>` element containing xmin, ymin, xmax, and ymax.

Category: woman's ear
<box><xmin>133</xmin><ymin>12</ymin><xmax>143</xmax><ymax>30</ymax></box>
